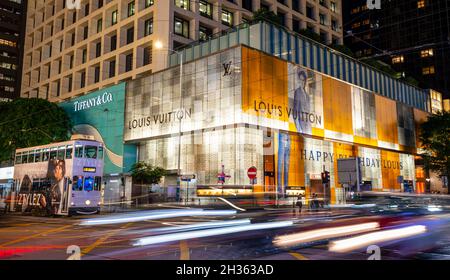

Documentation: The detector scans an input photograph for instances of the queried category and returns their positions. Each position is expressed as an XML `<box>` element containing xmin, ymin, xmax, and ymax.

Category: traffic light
<box><xmin>322</xmin><ymin>171</ymin><xmax>330</xmax><ymax>184</ymax></box>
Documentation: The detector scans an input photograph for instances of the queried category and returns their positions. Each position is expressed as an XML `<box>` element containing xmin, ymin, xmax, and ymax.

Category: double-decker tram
<box><xmin>12</xmin><ymin>136</ymin><xmax>104</xmax><ymax>216</ymax></box>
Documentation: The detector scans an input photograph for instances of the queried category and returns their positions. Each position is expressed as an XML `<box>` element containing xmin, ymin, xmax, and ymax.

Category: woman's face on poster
<box><xmin>54</xmin><ymin>162</ymin><xmax>64</xmax><ymax>181</ymax></box>
<box><xmin>296</xmin><ymin>70</ymin><xmax>307</xmax><ymax>90</ymax></box>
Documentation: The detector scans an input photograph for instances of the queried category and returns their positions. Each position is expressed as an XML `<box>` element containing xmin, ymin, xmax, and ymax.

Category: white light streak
<box><xmin>329</xmin><ymin>225</ymin><xmax>427</xmax><ymax>253</ymax></box>
<box><xmin>216</xmin><ymin>197</ymin><xmax>246</xmax><ymax>212</ymax></box>
<box><xmin>133</xmin><ymin>221</ymin><xmax>294</xmax><ymax>246</ymax></box>
<box><xmin>133</xmin><ymin>219</ymin><xmax>252</xmax><ymax>235</ymax></box>
<box><xmin>273</xmin><ymin>222</ymin><xmax>380</xmax><ymax>246</ymax></box>
<box><xmin>79</xmin><ymin>209</ymin><xmax>236</xmax><ymax>226</ymax></box>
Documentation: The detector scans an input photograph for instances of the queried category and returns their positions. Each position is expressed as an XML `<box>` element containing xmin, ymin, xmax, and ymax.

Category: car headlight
<box><xmin>85</xmin><ymin>200</ymin><xmax>91</xmax><ymax>206</ymax></box>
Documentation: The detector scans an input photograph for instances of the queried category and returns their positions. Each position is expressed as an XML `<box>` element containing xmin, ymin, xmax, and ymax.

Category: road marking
<box><xmin>81</xmin><ymin>223</ymin><xmax>132</xmax><ymax>257</ymax></box>
<box><xmin>0</xmin><ymin>224</ymin><xmax>72</xmax><ymax>248</ymax></box>
<box><xmin>179</xmin><ymin>240</ymin><xmax>190</xmax><ymax>260</ymax></box>
<box><xmin>289</xmin><ymin>252</ymin><xmax>309</xmax><ymax>260</ymax></box>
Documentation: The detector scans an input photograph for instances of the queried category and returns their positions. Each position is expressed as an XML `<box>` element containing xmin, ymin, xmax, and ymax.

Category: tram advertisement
<box><xmin>16</xmin><ymin>159</ymin><xmax>70</xmax><ymax>215</ymax></box>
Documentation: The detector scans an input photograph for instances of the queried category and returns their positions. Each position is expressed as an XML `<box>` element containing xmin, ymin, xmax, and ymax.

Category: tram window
<box><xmin>32</xmin><ymin>180</ymin><xmax>39</xmax><ymax>191</ymax></box>
<box><xmin>15</xmin><ymin>153</ymin><xmax>21</xmax><ymax>164</ymax></box>
<box><xmin>27</xmin><ymin>151</ymin><xmax>34</xmax><ymax>163</ymax></box>
<box><xmin>94</xmin><ymin>177</ymin><xmax>102</xmax><ymax>191</ymax></box>
<box><xmin>57</xmin><ymin>146</ymin><xmax>65</xmax><ymax>160</ymax></box>
<box><xmin>50</xmin><ymin>147</ymin><xmax>58</xmax><ymax>160</ymax></box>
<box><xmin>42</xmin><ymin>148</ymin><xmax>50</xmax><ymax>161</ymax></box>
<box><xmin>84</xmin><ymin>146</ymin><xmax>97</xmax><ymax>159</ymax></box>
<box><xmin>84</xmin><ymin>177</ymin><xmax>94</xmax><ymax>191</ymax></box>
<box><xmin>66</xmin><ymin>145</ymin><xmax>73</xmax><ymax>159</ymax></box>
<box><xmin>75</xmin><ymin>145</ymin><xmax>83</xmax><ymax>158</ymax></box>
<box><xmin>34</xmin><ymin>149</ymin><xmax>42</xmax><ymax>162</ymax></box>
<box><xmin>98</xmin><ymin>146</ymin><xmax>104</xmax><ymax>159</ymax></box>
<box><xmin>72</xmin><ymin>176</ymin><xmax>83</xmax><ymax>191</ymax></box>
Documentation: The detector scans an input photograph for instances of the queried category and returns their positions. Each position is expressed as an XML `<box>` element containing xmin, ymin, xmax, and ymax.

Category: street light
<box><xmin>155</xmin><ymin>40</ymin><xmax>184</xmax><ymax>204</ymax></box>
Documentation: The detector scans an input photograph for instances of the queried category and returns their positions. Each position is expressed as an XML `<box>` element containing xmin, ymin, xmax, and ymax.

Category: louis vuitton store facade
<box><xmin>123</xmin><ymin>45</ymin><xmax>431</xmax><ymax>204</ymax></box>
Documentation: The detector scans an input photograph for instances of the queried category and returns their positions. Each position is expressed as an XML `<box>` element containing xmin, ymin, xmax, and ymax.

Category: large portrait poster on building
<box><xmin>241</xmin><ymin>47</ymin><xmax>324</xmax><ymax>137</ymax></box>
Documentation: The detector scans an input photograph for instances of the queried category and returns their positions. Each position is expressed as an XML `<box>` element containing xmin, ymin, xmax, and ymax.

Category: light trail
<box><xmin>216</xmin><ymin>197</ymin><xmax>246</xmax><ymax>212</ymax></box>
<box><xmin>329</xmin><ymin>225</ymin><xmax>427</xmax><ymax>253</ymax></box>
<box><xmin>79</xmin><ymin>209</ymin><xmax>237</xmax><ymax>226</ymax></box>
<box><xmin>127</xmin><ymin>219</ymin><xmax>251</xmax><ymax>235</ymax></box>
<box><xmin>133</xmin><ymin>221</ymin><xmax>294</xmax><ymax>246</ymax></box>
<box><xmin>273</xmin><ymin>222</ymin><xmax>380</xmax><ymax>246</ymax></box>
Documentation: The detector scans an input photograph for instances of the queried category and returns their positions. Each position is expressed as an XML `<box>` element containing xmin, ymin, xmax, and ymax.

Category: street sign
<box><xmin>217</xmin><ymin>165</ymin><xmax>231</xmax><ymax>184</ymax></box>
<box><xmin>181</xmin><ymin>174</ymin><xmax>196</xmax><ymax>182</ymax></box>
<box><xmin>247</xmin><ymin>166</ymin><xmax>257</xmax><ymax>180</ymax></box>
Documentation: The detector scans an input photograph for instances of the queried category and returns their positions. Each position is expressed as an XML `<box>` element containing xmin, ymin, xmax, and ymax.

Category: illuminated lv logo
<box><xmin>67</xmin><ymin>0</ymin><xmax>82</xmax><ymax>10</ymax></box>
<box><xmin>223</xmin><ymin>61</ymin><xmax>233</xmax><ymax>76</ymax></box>
<box><xmin>367</xmin><ymin>0</ymin><xmax>381</xmax><ymax>10</ymax></box>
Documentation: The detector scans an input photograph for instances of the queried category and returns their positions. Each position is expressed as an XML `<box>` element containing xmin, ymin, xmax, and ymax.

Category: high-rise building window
<box><xmin>56</xmin><ymin>80</ymin><xmax>61</xmax><ymax>96</ymax></box>
<box><xmin>331</xmin><ymin>20</ymin><xmax>337</xmax><ymax>31</ymax></box>
<box><xmin>292</xmin><ymin>0</ymin><xmax>300</xmax><ymax>12</ymax></box>
<box><xmin>175</xmin><ymin>0</ymin><xmax>190</xmax><ymax>10</ymax></box>
<box><xmin>112</xmin><ymin>10</ymin><xmax>118</xmax><ymax>25</ymax></box>
<box><xmin>58</xmin><ymin>60</ymin><xmax>62</xmax><ymax>73</ymax></box>
<box><xmin>292</xmin><ymin>19</ymin><xmax>301</xmax><ymax>33</ymax></box>
<box><xmin>242</xmin><ymin>0</ymin><xmax>252</xmax><ymax>11</ymax></box>
<box><xmin>306</xmin><ymin>6</ymin><xmax>314</xmax><ymax>19</ymax></box>
<box><xmin>319</xmin><ymin>14</ymin><xmax>325</xmax><ymax>25</ymax></box>
<box><xmin>145</xmin><ymin>18</ymin><xmax>153</xmax><ymax>36</ymax></box>
<box><xmin>96</xmin><ymin>42</ymin><xmax>101</xmax><ymax>57</ymax></box>
<box><xmin>199</xmin><ymin>25</ymin><xmax>212</xmax><ymax>41</ymax></box>
<box><xmin>143</xmin><ymin>46</ymin><xmax>152</xmax><ymax>65</ymax></box>
<box><xmin>80</xmin><ymin>72</ymin><xmax>86</xmax><ymax>88</ymax></box>
<box><xmin>97</xmin><ymin>18</ymin><xmax>103</xmax><ymax>33</ymax></box>
<box><xmin>145</xmin><ymin>0</ymin><xmax>154</xmax><ymax>8</ymax></box>
<box><xmin>69</xmin><ymin>55</ymin><xmax>74</xmax><ymax>69</ymax></box>
<box><xmin>421</xmin><ymin>49</ymin><xmax>434</xmax><ymax>58</ymax></box>
<box><xmin>417</xmin><ymin>0</ymin><xmax>425</xmax><ymax>8</ymax></box>
<box><xmin>94</xmin><ymin>66</ymin><xmax>100</xmax><ymax>82</ymax></box>
<box><xmin>330</xmin><ymin>1</ymin><xmax>336</xmax><ymax>12</ymax></box>
<box><xmin>83</xmin><ymin>26</ymin><xmax>88</xmax><ymax>40</ymax></box>
<box><xmin>111</xmin><ymin>35</ymin><xmax>117</xmax><ymax>51</ymax></box>
<box><xmin>174</xmin><ymin>17</ymin><xmax>189</xmax><ymax>38</ymax></box>
<box><xmin>128</xmin><ymin>1</ymin><xmax>135</xmax><ymax>17</ymax></box>
<box><xmin>221</xmin><ymin>9</ymin><xmax>233</xmax><ymax>27</ymax></box>
<box><xmin>109</xmin><ymin>60</ymin><xmax>116</xmax><ymax>77</ymax></box>
<box><xmin>68</xmin><ymin>76</ymin><xmax>73</xmax><ymax>92</ymax></box>
<box><xmin>127</xmin><ymin>27</ymin><xmax>134</xmax><ymax>44</ymax></box>
<box><xmin>422</xmin><ymin>66</ymin><xmax>435</xmax><ymax>75</ymax></box>
<box><xmin>125</xmin><ymin>53</ymin><xmax>133</xmax><ymax>72</ymax></box>
<box><xmin>85</xmin><ymin>4</ymin><xmax>90</xmax><ymax>16</ymax></box>
<box><xmin>199</xmin><ymin>1</ymin><xmax>212</xmax><ymax>19</ymax></box>
<box><xmin>82</xmin><ymin>49</ymin><xmax>87</xmax><ymax>63</ymax></box>
<box><xmin>392</xmin><ymin>55</ymin><xmax>404</xmax><ymax>64</ymax></box>
<box><xmin>98</xmin><ymin>0</ymin><xmax>103</xmax><ymax>9</ymax></box>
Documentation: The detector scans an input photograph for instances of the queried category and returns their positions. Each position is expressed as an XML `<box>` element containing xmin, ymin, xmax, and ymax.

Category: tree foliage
<box><xmin>0</xmin><ymin>98</ymin><xmax>72</xmax><ymax>162</ymax></box>
<box><xmin>251</xmin><ymin>8</ymin><xmax>282</xmax><ymax>25</ymax></box>
<box><xmin>130</xmin><ymin>161</ymin><xmax>166</xmax><ymax>186</ymax></box>
<box><xmin>419</xmin><ymin>111</ymin><xmax>450</xmax><ymax>186</ymax></box>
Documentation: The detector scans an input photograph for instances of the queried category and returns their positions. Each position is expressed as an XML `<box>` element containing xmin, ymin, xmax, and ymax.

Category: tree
<box><xmin>130</xmin><ymin>161</ymin><xmax>166</xmax><ymax>186</ymax></box>
<box><xmin>0</xmin><ymin>98</ymin><xmax>72</xmax><ymax>162</ymax></box>
<box><xmin>298</xmin><ymin>28</ymin><xmax>324</xmax><ymax>44</ymax></box>
<box><xmin>419</xmin><ymin>111</ymin><xmax>450</xmax><ymax>187</ymax></box>
<box><xmin>251</xmin><ymin>8</ymin><xmax>282</xmax><ymax>25</ymax></box>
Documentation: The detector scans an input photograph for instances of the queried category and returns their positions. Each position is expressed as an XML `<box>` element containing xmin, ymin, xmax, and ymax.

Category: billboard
<box><xmin>60</xmin><ymin>83</ymin><xmax>136</xmax><ymax>175</ymax></box>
